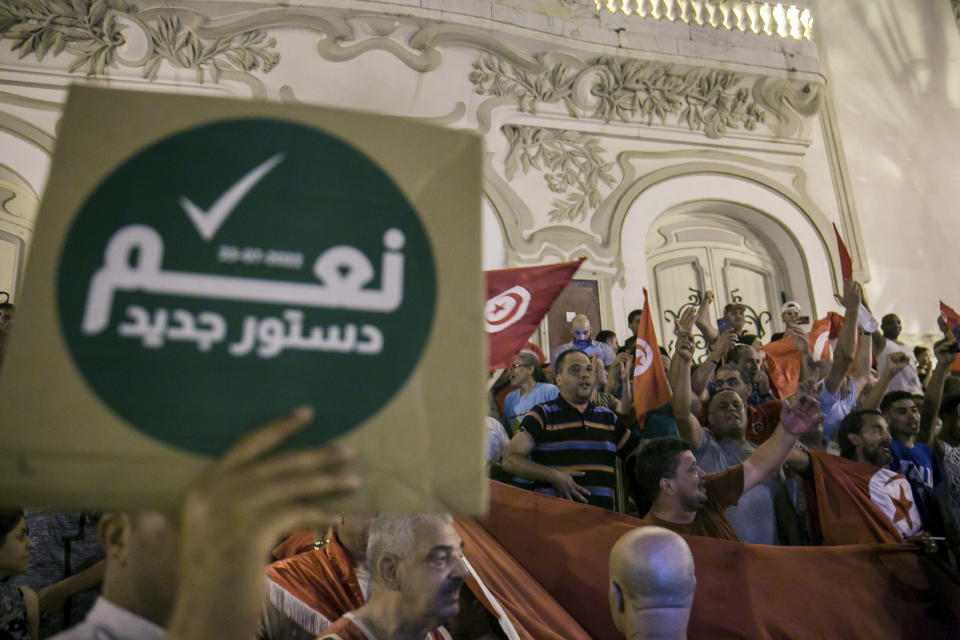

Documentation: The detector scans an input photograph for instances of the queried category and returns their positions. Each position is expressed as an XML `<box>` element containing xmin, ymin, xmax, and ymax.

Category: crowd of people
<box><xmin>1</xmin><ymin>274</ymin><xmax>959</xmax><ymax>640</ymax></box>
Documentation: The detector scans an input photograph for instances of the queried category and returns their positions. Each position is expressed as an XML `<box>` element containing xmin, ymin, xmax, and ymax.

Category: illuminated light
<box><xmin>759</xmin><ymin>3</ymin><xmax>774</xmax><ymax>35</ymax></box>
<box><xmin>592</xmin><ymin>0</ymin><xmax>808</xmax><ymax>40</ymax></box>
<box><xmin>706</xmin><ymin>0</ymin><xmax>719</xmax><ymax>27</ymax></box>
<box><xmin>800</xmin><ymin>8</ymin><xmax>813</xmax><ymax>39</ymax></box>
<box><xmin>773</xmin><ymin>3</ymin><xmax>788</xmax><ymax>37</ymax></box>
<box><xmin>746</xmin><ymin>2</ymin><xmax>761</xmax><ymax>33</ymax></box>
<box><xmin>787</xmin><ymin>5</ymin><xmax>801</xmax><ymax>39</ymax></box>
<box><xmin>720</xmin><ymin>2</ymin><xmax>735</xmax><ymax>31</ymax></box>
<box><xmin>733</xmin><ymin>4</ymin><xmax>747</xmax><ymax>32</ymax></box>
<box><xmin>651</xmin><ymin>0</ymin><xmax>662</xmax><ymax>20</ymax></box>
<box><xmin>691</xmin><ymin>0</ymin><xmax>704</xmax><ymax>24</ymax></box>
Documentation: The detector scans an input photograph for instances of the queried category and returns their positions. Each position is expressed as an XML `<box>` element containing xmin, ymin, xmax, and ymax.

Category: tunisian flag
<box><xmin>632</xmin><ymin>288</ymin><xmax>670</xmax><ymax>428</ymax></box>
<box><xmin>485</xmin><ymin>260</ymin><xmax>583</xmax><ymax>368</ymax></box>
<box><xmin>803</xmin><ymin>451</ymin><xmax>922</xmax><ymax>545</ymax></box>
<box><xmin>762</xmin><ymin>312</ymin><xmax>843</xmax><ymax>396</ymax></box>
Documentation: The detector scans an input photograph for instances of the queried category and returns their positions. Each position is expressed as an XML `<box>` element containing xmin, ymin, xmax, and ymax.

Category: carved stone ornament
<box><xmin>472</xmin><ymin>53</ymin><xmax>771</xmax><ymax>139</ymax></box>
<box><xmin>0</xmin><ymin>0</ymin><xmax>279</xmax><ymax>81</ymax></box>
<box><xmin>502</xmin><ymin>125</ymin><xmax>616</xmax><ymax>223</ymax></box>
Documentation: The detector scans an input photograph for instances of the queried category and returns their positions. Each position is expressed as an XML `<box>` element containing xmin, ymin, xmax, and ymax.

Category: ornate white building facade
<box><xmin>0</xmin><ymin>0</ymin><xmax>951</xmax><ymax>352</ymax></box>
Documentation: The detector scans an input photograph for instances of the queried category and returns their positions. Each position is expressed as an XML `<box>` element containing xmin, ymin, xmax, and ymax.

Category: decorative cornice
<box><xmin>0</xmin><ymin>0</ymin><xmax>279</xmax><ymax>80</ymax></box>
<box><xmin>502</xmin><ymin>125</ymin><xmax>616</xmax><ymax>223</ymax></box>
<box><xmin>473</xmin><ymin>53</ymin><xmax>781</xmax><ymax>139</ymax></box>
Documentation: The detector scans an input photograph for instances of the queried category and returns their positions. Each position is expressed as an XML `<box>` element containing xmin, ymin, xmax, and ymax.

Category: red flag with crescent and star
<box><xmin>485</xmin><ymin>260</ymin><xmax>583</xmax><ymax>369</ymax></box>
<box><xmin>803</xmin><ymin>451</ymin><xmax>922</xmax><ymax>545</ymax></box>
<box><xmin>632</xmin><ymin>288</ymin><xmax>670</xmax><ymax>429</ymax></box>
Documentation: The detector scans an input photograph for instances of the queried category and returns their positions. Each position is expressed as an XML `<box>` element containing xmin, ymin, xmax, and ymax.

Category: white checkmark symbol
<box><xmin>179</xmin><ymin>152</ymin><xmax>285</xmax><ymax>241</ymax></box>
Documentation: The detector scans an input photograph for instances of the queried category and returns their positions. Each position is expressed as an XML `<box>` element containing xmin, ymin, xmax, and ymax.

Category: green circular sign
<box><xmin>57</xmin><ymin>118</ymin><xmax>436</xmax><ymax>455</ymax></box>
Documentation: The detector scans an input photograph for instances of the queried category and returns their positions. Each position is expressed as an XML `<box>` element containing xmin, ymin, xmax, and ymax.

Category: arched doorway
<box><xmin>645</xmin><ymin>200</ymin><xmax>815</xmax><ymax>356</ymax></box>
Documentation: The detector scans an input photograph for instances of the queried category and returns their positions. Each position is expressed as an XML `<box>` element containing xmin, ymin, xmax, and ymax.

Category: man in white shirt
<box><xmin>873</xmin><ymin>313</ymin><xmax>923</xmax><ymax>395</ymax></box>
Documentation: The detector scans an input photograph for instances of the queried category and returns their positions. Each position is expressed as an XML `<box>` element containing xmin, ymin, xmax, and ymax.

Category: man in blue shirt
<box><xmin>881</xmin><ymin>390</ymin><xmax>941</xmax><ymax>530</ymax></box>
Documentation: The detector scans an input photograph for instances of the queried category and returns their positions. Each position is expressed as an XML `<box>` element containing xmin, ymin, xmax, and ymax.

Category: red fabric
<box><xmin>478</xmin><ymin>480</ymin><xmax>960</xmax><ymax>640</ymax></box>
<box><xmin>266</xmin><ymin>536</ymin><xmax>365</xmax><ymax>627</ymax></box>
<box><xmin>940</xmin><ymin>300</ymin><xmax>960</xmax><ymax>329</ymax></box>
<box><xmin>834</xmin><ymin>223</ymin><xmax>853</xmax><ymax>280</ymax></box>
<box><xmin>762</xmin><ymin>337</ymin><xmax>801</xmax><ymax>397</ymax></box>
<box><xmin>485</xmin><ymin>260</ymin><xmax>583</xmax><ymax>368</ymax></box>
<box><xmin>272</xmin><ymin>530</ymin><xmax>316</xmax><ymax>560</ymax></box>
<box><xmin>453</xmin><ymin>518</ymin><xmax>591</xmax><ymax>640</ymax></box>
<box><xmin>809</xmin><ymin>312</ymin><xmax>845</xmax><ymax>360</ymax></box>
<box><xmin>803</xmin><ymin>451</ymin><xmax>923</xmax><ymax>545</ymax></box>
<box><xmin>632</xmin><ymin>288</ymin><xmax>670</xmax><ymax>429</ymax></box>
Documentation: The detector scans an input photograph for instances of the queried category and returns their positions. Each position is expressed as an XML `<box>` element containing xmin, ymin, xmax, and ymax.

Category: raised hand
<box><xmin>841</xmin><ymin>279</ymin><xmax>862</xmax><ymax>312</ymax></box>
<box><xmin>675</xmin><ymin>331</ymin><xmax>696</xmax><ymax>362</ymax></box>
<box><xmin>934</xmin><ymin>339</ymin><xmax>958</xmax><ymax>367</ymax></box>
<box><xmin>787</xmin><ymin>325</ymin><xmax>810</xmax><ymax>354</ymax></box>
<box><xmin>167</xmin><ymin>408</ymin><xmax>361</xmax><ymax>640</ymax></box>
<box><xmin>677</xmin><ymin>305</ymin><xmax>698</xmax><ymax>334</ymax></box>
<box><xmin>887</xmin><ymin>351</ymin><xmax>910</xmax><ymax>373</ymax></box>
<box><xmin>780</xmin><ymin>395</ymin><xmax>825</xmax><ymax>437</ymax></box>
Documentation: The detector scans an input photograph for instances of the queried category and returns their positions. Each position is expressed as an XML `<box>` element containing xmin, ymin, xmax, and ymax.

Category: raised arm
<box><xmin>694</xmin><ymin>290</ymin><xmax>719</xmax><ymax>346</ymax></box>
<box><xmin>919</xmin><ymin>338</ymin><xmax>957</xmax><ymax>449</ymax></box>
<box><xmin>823</xmin><ymin>280</ymin><xmax>862</xmax><ymax>395</ymax></box>
<box><xmin>860</xmin><ymin>352</ymin><xmax>909</xmax><ymax>410</ymax></box>
<box><xmin>742</xmin><ymin>397</ymin><xmax>823</xmax><ymax>493</ymax></box>
<box><xmin>669</xmin><ymin>331</ymin><xmax>704</xmax><ymax>450</ymax></box>
<box><xmin>850</xmin><ymin>328</ymin><xmax>873</xmax><ymax>395</ymax></box>
<box><xmin>786</xmin><ymin>325</ymin><xmax>816</xmax><ymax>384</ymax></box>
<box><xmin>691</xmin><ymin>330</ymin><xmax>736</xmax><ymax>395</ymax></box>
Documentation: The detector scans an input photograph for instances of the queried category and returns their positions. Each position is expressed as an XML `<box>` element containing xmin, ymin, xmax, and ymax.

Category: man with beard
<box><xmin>550</xmin><ymin>314</ymin><xmax>616</xmax><ymax>367</ymax></box>
<box><xmin>634</xmin><ymin>389</ymin><xmax>821</xmax><ymax>541</ymax></box>
<box><xmin>319</xmin><ymin>515</ymin><xmax>464</xmax><ymax>640</ymax></box>
<box><xmin>881</xmin><ymin>389</ymin><xmax>941</xmax><ymax>531</ymax></box>
<box><xmin>727</xmin><ymin>344</ymin><xmax>774</xmax><ymax>406</ymax></box>
<box><xmin>501</xmin><ymin>349</ymin><xmax>641</xmax><ymax>510</ymax></box>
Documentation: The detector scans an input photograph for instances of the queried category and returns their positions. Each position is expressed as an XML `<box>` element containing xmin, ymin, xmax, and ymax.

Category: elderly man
<box><xmin>501</xmin><ymin>349</ymin><xmax>641</xmax><ymax>510</ymax></box>
<box><xmin>634</xmin><ymin>389</ymin><xmax>820</xmax><ymax>541</ymax></box>
<box><xmin>608</xmin><ymin>527</ymin><xmax>695</xmax><ymax>640</ymax></box>
<box><xmin>318</xmin><ymin>515</ymin><xmax>464</xmax><ymax>640</ymax></box>
<box><xmin>54</xmin><ymin>408</ymin><xmax>360</xmax><ymax>640</ymax></box>
<box><xmin>550</xmin><ymin>314</ymin><xmax>616</xmax><ymax>367</ymax></box>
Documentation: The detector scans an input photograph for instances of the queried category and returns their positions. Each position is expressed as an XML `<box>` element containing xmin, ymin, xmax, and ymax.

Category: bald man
<box><xmin>551</xmin><ymin>314</ymin><xmax>616</xmax><ymax>367</ymax></box>
<box><xmin>608</xmin><ymin>527</ymin><xmax>696</xmax><ymax>640</ymax></box>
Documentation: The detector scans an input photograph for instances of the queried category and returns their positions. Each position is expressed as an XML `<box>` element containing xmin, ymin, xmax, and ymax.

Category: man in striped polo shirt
<box><xmin>501</xmin><ymin>349</ymin><xmax>641</xmax><ymax>510</ymax></box>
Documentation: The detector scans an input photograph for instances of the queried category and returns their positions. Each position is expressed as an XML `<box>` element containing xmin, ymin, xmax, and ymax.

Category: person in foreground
<box><xmin>318</xmin><ymin>514</ymin><xmax>465</xmax><ymax>640</ymax></box>
<box><xmin>55</xmin><ymin>407</ymin><xmax>361</xmax><ymax>640</ymax></box>
<box><xmin>608</xmin><ymin>527</ymin><xmax>695</xmax><ymax>640</ymax></box>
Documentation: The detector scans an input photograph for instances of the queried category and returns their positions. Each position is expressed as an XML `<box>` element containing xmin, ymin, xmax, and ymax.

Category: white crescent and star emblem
<box><xmin>869</xmin><ymin>469</ymin><xmax>922</xmax><ymax>538</ymax></box>
<box><xmin>485</xmin><ymin>285</ymin><xmax>531</xmax><ymax>333</ymax></box>
<box><xmin>634</xmin><ymin>339</ymin><xmax>654</xmax><ymax>376</ymax></box>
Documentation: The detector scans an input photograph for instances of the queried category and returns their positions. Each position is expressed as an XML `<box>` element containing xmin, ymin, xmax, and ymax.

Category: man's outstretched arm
<box><xmin>742</xmin><ymin>397</ymin><xmax>823</xmax><ymax>493</ymax></box>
